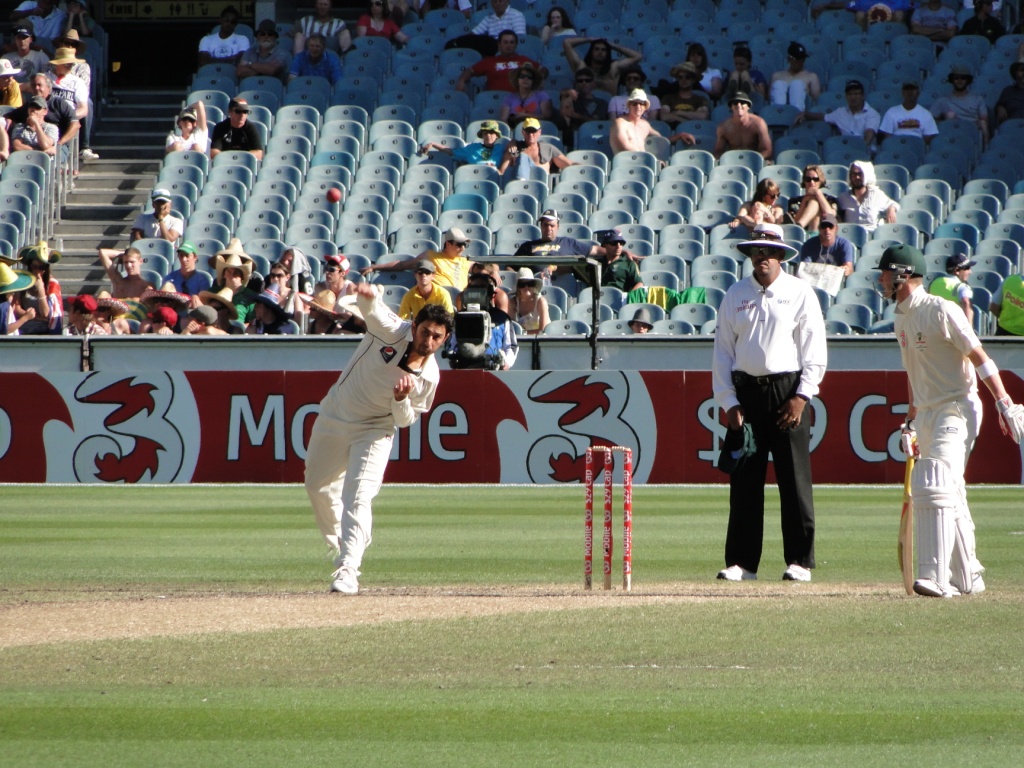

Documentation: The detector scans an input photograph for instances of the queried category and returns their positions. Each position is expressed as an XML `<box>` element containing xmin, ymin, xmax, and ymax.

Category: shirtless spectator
<box><xmin>659</xmin><ymin>63</ymin><xmax>710</xmax><ymax>127</ymax></box>
<box><xmin>237</xmin><ymin>19</ymin><xmax>290</xmax><ymax>83</ymax></box>
<box><xmin>293</xmin><ymin>0</ymin><xmax>352</xmax><ymax>55</ymax></box>
<box><xmin>770</xmin><ymin>42</ymin><xmax>820</xmax><ymax>112</ymax></box>
<box><xmin>456</xmin><ymin>30</ymin><xmax>540</xmax><ymax>93</ymax></box>
<box><xmin>497</xmin><ymin>117</ymin><xmax>575</xmax><ymax>179</ymax></box>
<box><xmin>612</xmin><ymin>89</ymin><xmax>694</xmax><ymax>154</ymax></box>
<box><xmin>98</xmin><ymin>246</ymin><xmax>156</xmax><ymax>300</ymax></box>
<box><xmin>713</xmin><ymin>92</ymin><xmax>772</xmax><ymax>160</ymax></box>
<box><xmin>198</xmin><ymin>6</ymin><xmax>249</xmax><ymax>67</ymax></box>
<box><xmin>607</xmin><ymin>67</ymin><xmax>660</xmax><ymax>119</ymax></box>
<box><xmin>910</xmin><ymin>0</ymin><xmax>958</xmax><ymax>43</ymax></box>
<box><xmin>130</xmin><ymin>188</ymin><xmax>183</xmax><ymax>243</ymax></box>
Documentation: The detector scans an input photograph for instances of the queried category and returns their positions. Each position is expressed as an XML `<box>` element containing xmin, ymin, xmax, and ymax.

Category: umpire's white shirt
<box><xmin>894</xmin><ymin>286</ymin><xmax>980</xmax><ymax>411</ymax></box>
<box><xmin>319</xmin><ymin>291</ymin><xmax>440</xmax><ymax>430</ymax></box>
<box><xmin>713</xmin><ymin>271</ymin><xmax>827</xmax><ymax>412</ymax></box>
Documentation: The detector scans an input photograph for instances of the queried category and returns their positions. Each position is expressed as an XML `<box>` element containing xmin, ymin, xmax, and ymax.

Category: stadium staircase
<box><xmin>52</xmin><ymin>89</ymin><xmax>181</xmax><ymax>295</ymax></box>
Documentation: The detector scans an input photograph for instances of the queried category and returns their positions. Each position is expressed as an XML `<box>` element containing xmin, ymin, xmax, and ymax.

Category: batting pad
<box><xmin>913</xmin><ymin>458</ymin><xmax>968</xmax><ymax>590</ymax></box>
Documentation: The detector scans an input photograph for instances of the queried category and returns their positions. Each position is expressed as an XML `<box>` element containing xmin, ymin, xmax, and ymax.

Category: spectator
<box><xmin>356</xmin><ymin>0</ymin><xmax>409</xmax><ymax>46</ymax></box>
<box><xmin>247</xmin><ymin>287</ymin><xmax>295</xmax><ymax>334</ymax></box>
<box><xmin>10</xmin><ymin>0</ymin><xmax>65</xmax><ymax>53</ymax></box>
<box><xmin>0</xmin><ymin>261</ymin><xmax>38</xmax><ymax>335</ymax></box>
<box><xmin>130</xmin><ymin>188</ymin><xmax>183</xmax><ymax>243</ymax></box>
<box><xmin>795</xmin><ymin>79</ymin><xmax>880</xmax><ymax>152</ymax></box>
<box><xmin>611</xmin><ymin>88</ymin><xmax>693</xmax><ymax>154</ymax></box>
<box><xmin>420</xmin><ymin>119</ymin><xmax>508</xmax><ymax>166</ymax></box>
<box><xmin>52</xmin><ymin>29</ymin><xmax>96</xmax><ymax>159</ymax></box>
<box><xmin>713</xmin><ymin>91</ymin><xmax>772</xmax><ymax>160</ymax></box>
<box><xmin>289</xmin><ymin>32</ymin><xmax>343</xmax><ymax>86</ymax></box>
<box><xmin>236</xmin><ymin>19</ymin><xmax>290</xmax><ymax>83</ymax></box>
<box><xmin>142</xmin><ymin>305</ymin><xmax>179</xmax><ymax>335</ymax></box>
<box><xmin>465</xmin><ymin>261</ymin><xmax>510</xmax><ymax>313</ymax></box>
<box><xmin>501</xmin><ymin>63</ymin><xmax>552</xmax><ymax>126</ymax></box>
<box><xmin>456</xmin><ymin>30</ymin><xmax>540</xmax><ymax>93</ymax></box>
<box><xmin>212</xmin><ymin>242</ymin><xmax>258</xmax><ymax>323</ymax></box>
<box><xmin>398</xmin><ymin>259</ymin><xmax>455</xmax><ymax>320</ymax></box>
<box><xmin>9</xmin><ymin>94</ymin><xmax>57</xmax><ymax>154</ymax></box>
<box><xmin>13</xmin><ymin>73</ymin><xmax>79</xmax><ymax>163</ymax></box>
<box><xmin>294</xmin><ymin>0</ymin><xmax>352</xmax><ymax>55</ymax></box>
<box><xmin>733</xmin><ymin>179</ymin><xmax>787</xmax><ymax>230</ymax></box>
<box><xmin>180</xmin><ymin>305</ymin><xmax>228</xmax><ymax>335</ymax></box>
<box><xmin>62</xmin><ymin>0</ymin><xmax>94</xmax><ymax>38</ymax></box>
<box><xmin>497</xmin><ymin>117</ymin><xmax>575</xmax><ymax>179</ymax></box>
<box><xmin>593</xmin><ymin>228</ymin><xmax>643</xmax><ymax>292</ymax></box>
<box><xmin>93</xmin><ymin>290</ymin><xmax>132</xmax><ymax>335</ymax></box>
<box><xmin>0</xmin><ymin>121</ymin><xmax>8</xmax><ymax>162</ymax></box>
<box><xmin>608</xmin><ymin>66</ymin><xmax>660</xmax><ymax>119</ymax></box>
<box><xmin>799</xmin><ymin>213</ymin><xmax>854</xmax><ymax>276</ymax></box>
<box><xmin>448</xmin><ymin>267</ymin><xmax>518</xmax><ymax>370</ymax></box>
<box><xmin>770</xmin><ymin>42</ymin><xmax>820</xmax><ymax>112</ymax></box>
<box><xmin>559</xmin><ymin>67</ymin><xmax>607</xmax><ymax>137</ymax></box>
<box><xmin>63</xmin><ymin>293</ymin><xmax>105</xmax><ymax>335</ymax></box>
<box><xmin>930</xmin><ymin>66</ymin><xmax>989</xmax><ymax>146</ymax></box>
<box><xmin>209</xmin><ymin>97</ymin><xmax>264</xmax><ymax>160</ymax></box>
<box><xmin>140</xmin><ymin>282</ymin><xmax>189</xmax><ymax>329</ymax></box>
<box><xmin>197</xmin><ymin>6</ymin><xmax>249</xmax><ymax>67</ymax></box>
<box><xmin>280</xmin><ymin>246</ymin><xmax>316</xmax><ymax>297</ymax></box>
<box><xmin>682</xmin><ymin>42</ymin><xmax>723</xmax><ymax>101</ymax></box>
<box><xmin>15</xmin><ymin>241</ymin><xmax>62</xmax><ymax>334</ymax></box>
<box><xmin>47</xmin><ymin>46</ymin><xmax>88</xmax><ymax>137</ymax></box>
<box><xmin>97</xmin><ymin>246</ymin><xmax>155</xmax><ymax>301</ymax></box>
<box><xmin>725</xmin><ymin>46</ymin><xmax>767</xmax><ymax>102</ymax></box>
<box><xmin>911</xmin><ymin>0</ymin><xmax>958</xmax><ymax>43</ymax></box>
<box><xmin>788</xmin><ymin>164</ymin><xmax>838</xmax><ymax>231</ymax></box>
<box><xmin>995</xmin><ymin>62</ymin><xmax>1024</xmax><ymax>125</ymax></box>
<box><xmin>540</xmin><ymin>6</ymin><xmax>575</xmax><ymax>44</ymax></box>
<box><xmin>836</xmin><ymin>160</ymin><xmax>899</xmax><ymax>231</ymax></box>
<box><xmin>0</xmin><ymin>60</ymin><xmax>22</xmax><ymax>108</ymax></box>
<box><xmin>563</xmin><ymin>36</ymin><xmax>643</xmax><ymax>95</ymax></box>
<box><xmin>365</xmin><ymin>227</ymin><xmax>473</xmax><ymax>291</ymax></box>
<box><xmin>314</xmin><ymin>254</ymin><xmax>357</xmax><ymax>297</ymax></box>
<box><xmin>991</xmin><ymin>273</ymin><xmax>1024</xmax><ymax>336</ymax></box>
<box><xmin>929</xmin><ymin>252</ymin><xmax>975</xmax><ymax>325</ymax></box>
<box><xmin>472</xmin><ymin>0</ymin><xmax>526</xmax><ymax>39</ymax></box>
<box><xmin>659</xmin><ymin>62</ymin><xmax>711</xmax><ymax>127</ymax></box>
<box><xmin>165</xmin><ymin>101</ymin><xmax>209</xmax><ymax>155</ymax></box>
<box><xmin>507</xmin><ymin>267</ymin><xmax>549</xmax><ymax>334</ymax></box>
<box><xmin>1</xmin><ymin>23</ymin><xmax>49</xmax><ymax>93</ymax></box>
<box><xmin>197</xmin><ymin>285</ymin><xmax>243</xmax><ymax>334</ymax></box>
<box><xmin>878</xmin><ymin>82</ymin><xmax>939</xmax><ymax>147</ymax></box>
<box><xmin>628</xmin><ymin>307</ymin><xmax>653</xmax><ymax>334</ymax></box>
<box><xmin>959</xmin><ymin>0</ymin><xmax>1004</xmax><ymax>43</ymax></box>
<box><xmin>514</xmin><ymin>210</ymin><xmax>602</xmax><ymax>272</ymax></box>
<box><xmin>164</xmin><ymin>241</ymin><xmax>210</xmax><ymax>305</ymax></box>
<box><xmin>301</xmin><ymin>289</ymin><xmax>364</xmax><ymax>334</ymax></box>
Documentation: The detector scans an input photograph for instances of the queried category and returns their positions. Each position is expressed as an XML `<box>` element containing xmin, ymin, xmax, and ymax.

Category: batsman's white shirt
<box><xmin>894</xmin><ymin>286</ymin><xmax>980</xmax><ymax>410</ymax></box>
<box><xmin>713</xmin><ymin>271</ymin><xmax>827</xmax><ymax>413</ymax></box>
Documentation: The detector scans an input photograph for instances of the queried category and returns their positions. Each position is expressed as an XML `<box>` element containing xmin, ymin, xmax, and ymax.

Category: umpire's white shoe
<box><xmin>330</xmin><ymin>566</ymin><xmax>360</xmax><ymax>595</ymax></box>
<box><xmin>717</xmin><ymin>565</ymin><xmax>757</xmax><ymax>581</ymax></box>
<box><xmin>782</xmin><ymin>564</ymin><xmax>812</xmax><ymax>582</ymax></box>
<box><xmin>913</xmin><ymin>578</ymin><xmax>960</xmax><ymax>598</ymax></box>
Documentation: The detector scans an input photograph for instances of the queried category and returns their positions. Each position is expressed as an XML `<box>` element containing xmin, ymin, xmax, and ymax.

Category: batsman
<box><xmin>878</xmin><ymin>245</ymin><xmax>1024</xmax><ymax>598</ymax></box>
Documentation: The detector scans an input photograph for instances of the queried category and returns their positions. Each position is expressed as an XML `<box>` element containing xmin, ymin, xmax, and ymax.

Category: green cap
<box><xmin>177</xmin><ymin>241</ymin><xmax>197</xmax><ymax>256</ymax></box>
<box><xmin>876</xmin><ymin>244</ymin><xmax>926</xmax><ymax>278</ymax></box>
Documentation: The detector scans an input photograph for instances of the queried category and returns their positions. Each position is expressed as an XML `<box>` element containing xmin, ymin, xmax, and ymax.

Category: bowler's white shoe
<box><xmin>782</xmin><ymin>564</ymin><xmax>812</xmax><ymax>582</ymax></box>
<box><xmin>913</xmin><ymin>578</ymin><xmax>960</xmax><ymax>598</ymax></box>
<box><xmin>330</xmin><ymin>566</ymin><xmax>360</xmax><ymax>595</ymax></box>
<box><xmin>717</xmin><ymin>565</ymin><xmax>757</xmax><ymax>581</ymax></box>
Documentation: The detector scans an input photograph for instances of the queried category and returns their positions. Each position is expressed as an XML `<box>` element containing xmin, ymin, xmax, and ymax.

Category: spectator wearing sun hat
<box><xmin>247</xmin><ymin>286</ymin><xmax>296</xmax><ymax>335</ymax></box>
<box><xmin>130</xmin><ymin>188</ymin><xmax>184</xmax><ymax>243</ymax></box>
<box><xmin>141</xmin><ymin>305</ymin><xmax>179</xmax><ymax>335</ymax></box>
<box><xmin>212</xmin><ymin>240</ymin><xmax>258</xmax><ymax>323</ymax></box>
<box><xmin>64</xmin><ymin>294</ymin><xmax>106</xmax><ymax>336</ymax></box>
<box><xmin>508</xmin><ymin>267</ymin><xmax>549</xmax><ymax>334</ymax></box>
<box><xmin>0</xmin><ymin>260</ymin><xmax>38</xmax><ymax>335</ymax></box>
<box><xmin>420</xmin><ymin>119</ymin><xmax>509</xmax><ymax>166</ymax></box>
<box><xmin>166</xmin><ymin>101</ymin><xmax>209</xmax><ymax>155</ymax></box>
<box><xmin>93</xmin><ymin>290</ymin><xmax>133</xmax><ymax>334</ymax></box>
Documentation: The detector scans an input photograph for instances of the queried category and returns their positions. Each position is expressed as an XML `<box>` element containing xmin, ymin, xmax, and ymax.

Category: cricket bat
<box><xmin>897</xmin><ymin>454</ymin><xmax>915</xmax><ymax>595</ymax></box>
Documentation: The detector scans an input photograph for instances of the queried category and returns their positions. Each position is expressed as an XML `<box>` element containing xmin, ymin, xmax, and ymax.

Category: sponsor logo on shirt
<box><xmin>914</xmin><ymin>331</ymin><xmax>927</xmax><ymax>350</ymax></box>
<box><xmin>899</xmin><ymin>330</ymin><xmax>907</xmax><ymax>348</ymax></box>
<box><xmin>737</xmin><ymin>299</ymin><xmax>757</xmax><ymax>313</ymax></box>
<box><xmin>380</xmin><ymin>345</ymin><xmax>397</xmax><ymax>363</ymax></box>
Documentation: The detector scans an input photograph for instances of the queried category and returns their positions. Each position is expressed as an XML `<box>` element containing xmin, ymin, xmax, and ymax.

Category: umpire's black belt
<box><xmin>732</xmin><ymin>370</ymin><xmax>800</xmax><ymax>387</ymax></box>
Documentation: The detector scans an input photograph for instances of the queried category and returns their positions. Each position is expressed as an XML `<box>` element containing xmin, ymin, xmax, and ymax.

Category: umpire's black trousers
<box><xmin>725</xmin><ymin>370</ymin><xmax>816</xmax><ymax>574</ymax></box>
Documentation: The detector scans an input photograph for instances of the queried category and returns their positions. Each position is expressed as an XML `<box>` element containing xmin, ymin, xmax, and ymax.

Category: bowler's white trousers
<box><xmin>305</xmin><ymin>409</ymin><xmax>395</xmax><ymax>571</ymax></box>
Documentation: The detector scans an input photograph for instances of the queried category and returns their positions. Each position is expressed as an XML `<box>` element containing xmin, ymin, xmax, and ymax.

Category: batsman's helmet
<box><xmin>876</xmin><ymin>243</ymin><xmax>927</xmax><ymax>278</ymax></box>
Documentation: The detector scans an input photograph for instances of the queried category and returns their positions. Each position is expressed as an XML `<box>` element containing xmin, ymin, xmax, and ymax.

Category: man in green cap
<box><xmin>419</xmin><ymin>119</ymin><xmax>508</xmax><ymax>167</ymax></box>
<box><xmin>877</xmin><ymin>243</ymin><xmax>1023</xmax><ymax>598</ymax></box>
<box><xmin>165</xmin><ymin>241</ymin><xmax>213</xmax><ymax>305</ymax></box>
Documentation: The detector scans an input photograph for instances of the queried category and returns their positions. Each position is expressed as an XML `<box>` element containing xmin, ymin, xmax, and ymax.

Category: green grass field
<box><xmin>2</xmin><ymin>484</ymin><xmax>1023</xmax><ymax>767</ymax></box>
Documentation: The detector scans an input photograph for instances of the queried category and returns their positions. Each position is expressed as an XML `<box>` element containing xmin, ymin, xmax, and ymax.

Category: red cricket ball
<box><xmin>326</xmin><ymin>187</ymin><xmax>341</xmax><ymax>203</ymax></box>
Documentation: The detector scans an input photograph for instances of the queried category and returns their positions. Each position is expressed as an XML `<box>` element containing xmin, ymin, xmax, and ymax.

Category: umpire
<box><xmin>712</xmin><ymin>223</ymin><xmax>828</xmax><ymax>582</ymax></box>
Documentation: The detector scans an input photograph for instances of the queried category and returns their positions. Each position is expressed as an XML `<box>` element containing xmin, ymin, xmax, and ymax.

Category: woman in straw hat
<box><xmin>301</xmin><ymin>289</ymin><xmax>366</xmax><ymax>335</ymax></box>
<box><xmin>507</xmin><ymin>267</ymin><xmax>549</xmax><ymax>334</ymax></box>
<box><xmin>0</xmin><ymin>260</ymin><xmax>39</xmax><ymax>335</ymax></box>
<box><xmin>212</xmin><ymin>239</ymin><xmax>258</xmax><ymax>323</ymax></box>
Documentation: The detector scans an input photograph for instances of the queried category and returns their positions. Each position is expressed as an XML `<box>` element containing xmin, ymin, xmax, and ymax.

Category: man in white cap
<box><xmin>0</xmin><ymin>59</ymin><xmax>23</xmax><ymax>108</ymax></box>
<box><xmin>305</xmin><ymin>283</ymin><xmax>453</xmax><ymax>594</ymax></box>
<box><xmin>130</xmin><ymin>188</ymin><xmax>183</xmax><ymax>243</ymax></box>
<box><xmin>363</xmin><ymin>227</ymin><xmax>473</xmax><ymax>291</ymax></box>
<box><xmin>876</xmin><ymin>244</ymin><xmax>1023</xmax><ymax>597</ymax></box>
<box><xmin>610</xmin><ymin>88</ymin><xmax>695</xmax><ymax>154</ymax></box>
<box><xmin>712</xmin><ymin>223</ymin><xmax>827</xmax><ymax>583</ymax></box>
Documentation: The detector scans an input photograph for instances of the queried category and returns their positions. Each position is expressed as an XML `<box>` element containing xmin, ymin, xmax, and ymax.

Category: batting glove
<box><xmin>899</xmin><ymin>421</ymin><xmax>920</xmax><ymax>458</ymax></box>
<box><xmin>996</xmin><ymin>398</ymin><xmax>1024</xmax><ymax>444</ymax></box>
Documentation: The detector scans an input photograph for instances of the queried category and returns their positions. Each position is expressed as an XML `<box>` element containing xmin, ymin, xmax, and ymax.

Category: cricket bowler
<box><xmin>877</xmin><ymin>244</ymin><xmax>1024</xmax><ymax>598</ymax></box>
<box><xmin>305</xmin><ymin>282</ymin><xmax>453</xmax><ymax>594</ymax></box>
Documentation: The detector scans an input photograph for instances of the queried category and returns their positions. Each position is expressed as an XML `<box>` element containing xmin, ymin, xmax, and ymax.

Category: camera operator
<box><xmin>445</xmin><ymin>265</ymin><xmax>518</xmax><ymax>370</ymax></box>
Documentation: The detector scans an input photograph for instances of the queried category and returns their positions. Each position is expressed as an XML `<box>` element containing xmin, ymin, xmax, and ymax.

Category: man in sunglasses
<box><xmin>456</xmin><ymin>30</ymin><xmax>540</xmax><ymax>93</ymax></box>
<box><xmin>363</xmin><ymin>227</ymin><xmax>473</xmax><ymax>291</ymax></box>
<box><xmin>712</xmin><ymin>223</ymin><xmax>827</xmax><ymax>584</ymax></box>
<box><xmin>497</xmin><ymin>117</ymin><xmax>575</xmax><ymax>180</ymax></box>
<box><xmin>559</xmin><ymin>66</ymin><xmax>608</xmax><ymax>133</ymax></box>
<box><xmin>798</xmin><ymin>213</ymin><xmax>854</xmax><ymax>277</ymax></box>
<box><xmin>210</xmin><ymin>97</ymin><xmax>264</xmax><ymax>160</ymax></box>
